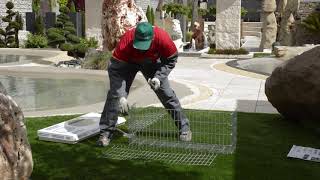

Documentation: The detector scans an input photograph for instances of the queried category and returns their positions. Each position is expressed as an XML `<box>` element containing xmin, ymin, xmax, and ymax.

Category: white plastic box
<box><xmin>37</xmin><ymin>113</ymin><xmax>126</xmax><ymax>144</ymax></box>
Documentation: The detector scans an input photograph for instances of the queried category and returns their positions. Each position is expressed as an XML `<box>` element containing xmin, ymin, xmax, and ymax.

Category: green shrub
<box><xmin>6</xmin><ymin>1</ymin><xmax>14</xmax><ymax>9</ymax></box>
<box><xmin>186</xmin><ymin>31</ymin><xmax>193</xmax><ymax>42</ymax></box>
<box><xmin>253</xmin><ymin>52</ymin><xmax>271</xmax><ymax>58</ymax></box>
<box><xmin>32</xmin><ymin>0</ymin><xmax>40</xmax><ymax>12</ymax></box>
<box><xmin>34</xmin><ymin>14</ymin><xmax>45</xmax><ymax>35</ymax></box>
<box><xmin>208</xmin><ymin>48</ymin><xmax>249</xmax><ymax>55</ymax></box>
<box><xmin>151</xmin><ymin>7</ymin><xmax>155</xmax><ymax>25</ymax></box>
<box><xmin>70</xmin><ymin>1</ymin><xmax>76</xmax><ymax>13</ymax></box>
<box><xmin>25</xmin><ymin>34</ymin><xmax>48</xmax><ymax>48</ymax></box>
<box><xmin>163</xmin><ymin>3</ymin><xmax>189</xmax><ymax>17</ymax></box>
<box><xmin>82</xmin><ymin>51</ymin><xmax>111</xmax><ymax>70</ymax></box>
<box><xmin>209</xmin><ymin>43</ymin><xmax>216</xmax><ymax>49</ymax></box>
<box><xmin>60</xmin><ymin>43</ymin><xmax>74</xmax><ymax>51</ymax></box>
<box><xmin>80</xmin><ymin>37</ymin><xmax>98</xmax><ymax>49</ymax></box>
<box><xmin>241</xmin><ymin>7</ymin><xmax>248</xmax><ymax>18</ymax></box>
<box><xmin>301</xmin><ymin>12</ymin><xmax>320</xmax><ymax>34</ymax></box>
<box><xmin>47</xmin><ymin>6</ymin><xmax>82</xmax><ymax>58</ymax></box>
<box><xmin>0</xmin><ymin>1</ymin><xmax>22</xmax><ymax>48</ymax></box>
<box><xmin>58</xmin><ymin>0</ymin><xmax>68</xmax><ymax>7</ymax></box>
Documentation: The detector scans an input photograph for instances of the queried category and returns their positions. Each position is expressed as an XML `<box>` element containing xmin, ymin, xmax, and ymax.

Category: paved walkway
<box><xmin>170</xmin><ymin>57</ymin><xmax>278</xmax><ymax>114</ymax></box>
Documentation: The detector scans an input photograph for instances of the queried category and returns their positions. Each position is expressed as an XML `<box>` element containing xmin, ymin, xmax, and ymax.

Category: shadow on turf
<box><xmin>234</xmin><ymin>100</ymin><xmax>320</xmax><ymax>180</ymax></box>
<box><xmin>30</xmin><ymin>133</ymin><xmax>203</xmax><ymax>180</ymax></box>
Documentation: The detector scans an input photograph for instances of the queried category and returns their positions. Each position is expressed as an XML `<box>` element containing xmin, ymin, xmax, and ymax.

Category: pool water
<box><xmin>0</xmin><ymin>75</ymin><xmax>108</xmax><ymax>111</ymax></box>
<box><xmin>0</xmin><ymin>54</ymin><xmax>50</xmax><ymax>65</ymax></box>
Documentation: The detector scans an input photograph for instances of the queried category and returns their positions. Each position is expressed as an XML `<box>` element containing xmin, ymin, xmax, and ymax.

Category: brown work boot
<box><xmin>180</xmin><ymin>130</ymin><xmax>192</xmax><ymax>142</ymax></box>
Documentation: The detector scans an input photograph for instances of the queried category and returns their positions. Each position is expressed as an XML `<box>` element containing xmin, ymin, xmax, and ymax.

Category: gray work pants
<box><xmin>100</xmin><ymin>57</ymin><xmax>190</xmax><ymax>133</ymax></box>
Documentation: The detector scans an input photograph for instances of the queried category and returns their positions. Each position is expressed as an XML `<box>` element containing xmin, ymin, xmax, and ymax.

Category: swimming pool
<box><xmin>0</xmin><ymin>54</ymin><xmax>51</xmax><ymax>65</ymax></box>
<box><xmin>0</xmin><ymin>75</ymin><xmax>108</xmax><ymax>112</ymax></box>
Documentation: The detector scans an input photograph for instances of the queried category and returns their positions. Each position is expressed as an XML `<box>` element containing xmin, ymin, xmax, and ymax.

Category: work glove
<box><xmin>148</xmin><ymin>77</ymin><xmax>161</xmax><ymax>91</ymax></box>
<box><xmin>119</xmin><ymin>97</ymin><xmax>129</xmax><ymax>115</ymax></box>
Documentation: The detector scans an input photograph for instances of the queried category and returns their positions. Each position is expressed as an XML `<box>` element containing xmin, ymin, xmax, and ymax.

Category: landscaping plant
<box><xmin>302</xmin><ymin>12</ymin><xmax>320</xmax><ymax>34</ymax></box>
<box><xmin>25</xmin><ymin>34</ymin><xmax>48</xmax><ymax>48</ymax></box>
<box><xmin>47</xmin><ymin>6</ymin><xmax>85</xmax><ymax>58</ymax></box>
<box><xmin>0</xmin><ymin>1</ymin><xmax>23</xmax><ymax>48</ymax></box>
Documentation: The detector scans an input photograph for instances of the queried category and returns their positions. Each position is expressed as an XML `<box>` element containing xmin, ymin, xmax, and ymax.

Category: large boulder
<box><xmin>265</xmin><ymin>46</ymin><xmax>320</xmax><ymax>121</ymax></box>
<box><xmin>101</xmin><ymin>0</ymin><xmax>147</xmax><ymax>51</ymax></box>
<box><xmin>0</xmin><ymin>83</ymin><xmax>33</xmax><ymax>180</ymax></box>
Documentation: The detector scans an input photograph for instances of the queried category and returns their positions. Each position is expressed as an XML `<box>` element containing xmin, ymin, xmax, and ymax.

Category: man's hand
<box><xmin>119</xmin><ymin>97</ymin><xmax>129</xmax><ymax>115</ymax></box>
<box><xmin>148</xmin><ymin>78</ymin><xmax>161</xmax><ymax>91</ymax></box>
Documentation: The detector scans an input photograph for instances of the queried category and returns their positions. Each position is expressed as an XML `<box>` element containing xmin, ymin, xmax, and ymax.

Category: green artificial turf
<box><xmin>26</xmin><ymin>111</ymin><xmax>320</xmax><ymax>180</ymax></box>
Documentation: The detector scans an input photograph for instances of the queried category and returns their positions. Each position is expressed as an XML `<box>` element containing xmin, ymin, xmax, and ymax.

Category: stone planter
<box><xmin>200</xmin><ymin>53</ymin><xmax>253</xmax><ymax>59</ymax></box>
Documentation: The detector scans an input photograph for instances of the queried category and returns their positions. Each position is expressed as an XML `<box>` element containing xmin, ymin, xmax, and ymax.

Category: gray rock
<box><xmin>265</xmin><ymin>46</ymin><xmax>320</xmax><ymax>122</ymax></box>
<box><xmin>0</xmin><ymin>82</ymin><xmax>33</xmax><ymax>180</ymax></box>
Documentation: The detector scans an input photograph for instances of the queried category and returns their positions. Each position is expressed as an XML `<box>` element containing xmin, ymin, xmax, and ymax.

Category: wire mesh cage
<box><xmin>103</xmin><ymin>107</ymin><xmax>237</xmax><ymax>166</ymax></box>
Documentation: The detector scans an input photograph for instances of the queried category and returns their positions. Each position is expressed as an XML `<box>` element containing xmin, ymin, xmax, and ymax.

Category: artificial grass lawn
<box><xmin>26</xmin><ymin>112</ymin><xmax>320</xmax><ymax>180</ymax></box>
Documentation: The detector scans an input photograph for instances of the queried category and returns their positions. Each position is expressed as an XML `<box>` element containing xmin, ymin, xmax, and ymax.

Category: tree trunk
<box><xmin>191</xmin><ymin>0</ymin><xmax>198</xmax><ymax>32</ymax></box>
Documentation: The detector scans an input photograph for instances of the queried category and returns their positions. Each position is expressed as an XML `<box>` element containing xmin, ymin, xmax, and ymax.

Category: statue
<box><xmin>190</xmin><ymin>21</ymin><xmax>205</xmax><ymax>51</ymax></box>
<box><xmin>260</xmin><ymin>0</ymin><xmax>278</xmax><ymax>50</ymax></box>
<box><xmin>277</xmin><ymin>0</ymin><xmax>300</xmax><ymax>46</ymax></box>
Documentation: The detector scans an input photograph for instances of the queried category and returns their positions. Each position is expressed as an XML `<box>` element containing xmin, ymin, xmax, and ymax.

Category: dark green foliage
<box><xmin>32</xmin><ymin>0</ymin><xmax>40</xmax><ymax>13</ymax></box>
<box><xmin>208</xmin><ymin>48</ymin><xmax>249</xmax><ymax>55</ymax></box>
<box><xmin>163</xmin><ymin>3</ymin><xmax>189</xmax><ymax>17</ymax></box>
<box><xmin>32</xmin><ymin>0</ymin><xmax>45</xmax><ymax>36</ymax></box>
<box><xmin>0</xmin><ymin>29</ymin><xmax>5</xmax><ymax>36</ymax></box>
<box><xmin>80</xmin><ymin>37</ymin><xmax>98</xmax><ymax>49</ymax></box>
<box><xmin>14</xmin><ymin>12</ymin><xmax>23</xmax><ymax>47</ymax></box>
<box><xmin>58</xmin><ymin>0</ymin><xmax>68</xmax><ymax>8</ymax></box>
<box><xmin>302</xmin><ymin>12</ymin><xmax>320</xmax><ymax>34</ymax></box>
<box><xmin>59</xmin><ymin>6</ymin><xmax>70</xmax><ymax>14</ymax></box>
<box><xmin>47</xmin><ymin>6</ymin><xmax>83</xmax><ymax>58</ymax></box>
<box><xmin>25</xmin><ymin>34</ymin><xmax>48</xmax><ymax>48</ymax></box>
<box><xmin>82</xmin><ymin>51</ymin><xmax>111</xmax><ymax>70</ymax></box>
<box><xmin>151</xmin><ymin>8</ymin><xmax>155</xmax><ymax>25</ymax></box>
<box><xmin>66</xmin><ymin>34</ymin><xmax>80</xmax><ymax>43</ymax></box>
<box><xmin>0</xmin><ymin>1</ymin><xmax>22</xmax><ymax>48</ymax></box>
<box><xmin>6</xmin><ymin>1</ymin><xmax>14</xmax><ymax>9</ymax></box>
<box><xmin>60</xmin><ymin>43</ymin><xmax>74</xmax><ymax>51</ymax></box>
<box><xmin>241</xmin><ymin>7</ymin><xmax>248</xmax><ymax>18</ymax></box>
<box><xmin>146</xmin><ymin>5</ymin><xmax>152</xmax><ymax>23</ymax></box>
<box><xmin>70</xmin><ymin>1</ymin><xmax>76</xmax><ymax>13</ymax></box>
<box><xmin>253</xmin><ymin>52</ymin><xmax>272</xmax><ymax>58</ymax></box>
<box><xmin>34</xmin><ymin>14</ymin><xmax>45</xmax><ymax>35</ymax></box>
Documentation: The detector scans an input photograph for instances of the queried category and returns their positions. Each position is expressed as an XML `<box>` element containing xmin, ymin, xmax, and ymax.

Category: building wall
<box><xmin>0</xmin><ymin>0</ymin><xmax>32</xmax><ymax>30</ymax></box>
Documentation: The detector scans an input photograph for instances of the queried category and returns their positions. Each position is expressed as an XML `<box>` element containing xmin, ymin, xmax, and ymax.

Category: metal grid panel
<box><xmin>103</xmin><ymin>108</ymin><xmax>237</xmax><ymax>166</ymax></box>
<box><xmin>128</xmin><ymin>108</ymin><xmax>236</xmax><ymax>154</ymax></box>
<box><xmin>103</xmin><ymin>145</ymin><xmax>218</xmax><ymax>166</ymax></box>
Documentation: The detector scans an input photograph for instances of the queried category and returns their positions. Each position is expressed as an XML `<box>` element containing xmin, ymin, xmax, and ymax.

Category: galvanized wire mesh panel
<box><xmin>103</xmin><ymin>145</ymin><xmax>218</xmax><ymax>166</ymax></box>
<box><xmin>103</xmin><ymin>108</ymin><xmax>237</xmax><ymax>166</ymax></box>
